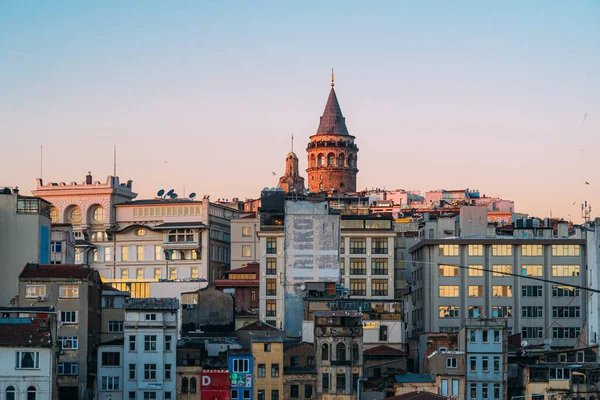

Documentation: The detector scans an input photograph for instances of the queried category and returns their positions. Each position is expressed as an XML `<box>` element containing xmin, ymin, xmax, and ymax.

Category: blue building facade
<box><xmin>228</xmin><ymin>352</ymin><xmax>254</xmax><ymax>400</ymax></box>
<box><xmin>461</xmin><ymin>318</ymin><xmax>507</xmax><ymax>400</ymax></box>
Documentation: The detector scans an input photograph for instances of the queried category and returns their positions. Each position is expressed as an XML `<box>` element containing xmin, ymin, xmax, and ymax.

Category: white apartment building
<box><xmin>123</xmin><ymin>298</ymin><xmax>178</xmax><ymax>400</ymax></box>
<box><xmin>50</xmin><ymin>224</ymin><xmax>76</xmax><ymax>265</ymax></box>
<box><xmin>97</xmin><ymin>342</ymin><xmax>124</xmax><ymax>400</ymax></box>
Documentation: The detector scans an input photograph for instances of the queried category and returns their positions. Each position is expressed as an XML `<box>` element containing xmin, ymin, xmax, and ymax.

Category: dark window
<box><xmin>181</xmin><ymin>377</ymin><xmax>188</xmax><ymax>393</ymax></box>
<box><xmin>271</xmin><ymin>364</ymin><xmax>279</xmax><ymax>377</ymax></box>
<box><xmin>271</xmin><ymin>390</ymin><xmax>279</xmax><ymax>400</ymax></box>
<box><xmin>336</xmin><ymin>373</ymin><xmax>346</xmax><ymax>390</ymax></box>
<box><xmin>290</xmin><ymin>385</ymin><xmax>299</xmax><ymax>398</ymax></box>
<box><xmin>304</xmin><ymin>385</ymin><xmax>313</xmax><ymax>399</ymax></box>
<box><xmin>307</xmin><ymin>356</ymin><xmax>315</xmax><ymax>366</ymax></box>
<box><xmin>290</xmin><ymin>356</ymin><xmax>299</xmax><ymax>367</ymax></box>
<box><xmin>352</xmin><ymin>374</ymin><xmax>359</xmax><ymax>394</ymax></box>
<box><xmin>350</xmin><ymin>238</ymin><xmax>366</xmax><ymax>254</ymax></box>
<box><xmin>264</xmin><ymin>343</ymin><xmax>271</xmax><ymax>352</ymax></box>
<box><xmin>190</xmin><ymin>377</ymin><xmax>197</xmax><ymax>393</ymax></box>
<box><xmin>6</xmin><ymin>387</ymin><xmax>15</xmax><ymax>400</ymax></box>
<box><xmin>258</xmin><ymin>391</ymin><xmax>265</xmax><ymax>400</ymax></box>
<box><xmin>352</xmin><ymin>344</ymin><xmax>360</xmax><ymax>363</ymax></box>
<box><xmin>379</xmin><ymin>325</ymin><xmax>388</xmax><ymax>341</ymax></box>
<box><xmin>267</xmin><ymin>238</ymin><xmax>277</xmax><ymax>254</ymax></box>
<box><xmin>372</xmin><ymin>238</ymin><xmax>388</xmax><ymax>254</ymax></box>
<box><xmin>27</xmin><ymin>387</ymin><xmax>36</xmax><ymax>400</ymax></box>
<box><xmin>101</xmin><ymin>352</ymin><xmax>120</xmax><ymax>366</ymax></box>
<box><xmin>336</xmin><ymin>343</ymin><xmax>346</xmax><ymax>361</ymax></box>
<box><xmin>258</xmin><ymin>364</ymin><xmax>266</xmax><ymax>377</ymax></box>
<box><xmin>322</xmin><ymin>343</ymin><xmax>329</xmax><ymax>361</ymax></box>
<box><xmin>322</xmin><ymin>373</ymin><xmax>330</xmax><ymax>392</ymax></box>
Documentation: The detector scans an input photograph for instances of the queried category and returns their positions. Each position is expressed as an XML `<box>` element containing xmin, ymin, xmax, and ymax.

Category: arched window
<box><xmin>310</xmin><ymin>154</ymin><xmax>316</xmax><ymax>168</ymax></box>
<box><xmin>322</xmin><ymin>343</ymin><xmax>329</xmax><ymax>361</ymax></box>
<box><xmin>92</xmin><ymin>206</ymin><xmax>104</xmax><ymax>222</ymax></box>
<box><xmin>318</xmin><ymin>154</ymin><xmax>325</xmax><ymax>166</ymax></box>
<box><xmin>319</xmin><ymin>183</ymin><xmax>324</xmax><ymax>191</ymax></box>
<box><xmin>328</xmin><ymin>153</ymin><xmax>335</xmax><ymax>166</ymax></box>
<box><xmin>182</xmin><ymin>377</ymin><xmax>189</xmax><ymax>393</ymax></box>
<box><xmin>190</xmin><ymin>377</ymin><xmax>197</xmax><ymax>393</ymax></box>
<box><xmin>336</xmin><ymin>343</ymin><xmax>346</xmax><ymax>361</ymax></box>
<box><xmin>352</xmin><ymin>343</ymin><xmax>360</xmax><ymax>362</ymax></box>
<box><xmin>338</xmin><ymin>154</ymin><xmax>345</xmax><ymax>167</ymax></box>
<box><xmin>348</xmin><ymin>155</ymin><xmax>354</xmax><ymax>168</ymax></box>
<box><xmin>50</xmin><ymin>207</ymin><xmax>59</xmax><ymax>223</ymax></box>
<box><xmin>68</xmin><ymin>206</ymin><xmax>82</xmax><ymax>224</ymax></box>
<box><xmin>5</xmin><ymin>386</ymin><xmax>15</xmax><ymax>400</ymax></box>
<box><xmin>27</xmin><ymin>387</ymin><xmax>36</xmax><ymax>400</ymax></box>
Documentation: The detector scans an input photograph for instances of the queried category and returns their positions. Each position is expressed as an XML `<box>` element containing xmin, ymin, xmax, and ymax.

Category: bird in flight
<box><xmin>585</xmin><ymin>181</ymin><xmax>590</xmax><ymax>185</ymax></box>
<box><xmin>271</xmin><ymin>172</ymin><xmax>276</xmax><ymax>176</ymax></box>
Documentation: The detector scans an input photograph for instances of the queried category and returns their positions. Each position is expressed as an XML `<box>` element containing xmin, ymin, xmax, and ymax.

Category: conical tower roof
<box><xmin>315</xmin><ymin>88</ymin><xmax>349</xmax><ymax>136</ymax></box>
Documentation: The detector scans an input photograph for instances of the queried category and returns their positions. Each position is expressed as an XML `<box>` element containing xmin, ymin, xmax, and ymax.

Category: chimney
<box><xmin>557</xmin><ymin>221</ymin><xmax>568</xmax><ymax>238</ymax></box>
<box><xmin>86</xmin><ymin>171</ymin><xmax>92</xmax><ymax>184</ymax></box>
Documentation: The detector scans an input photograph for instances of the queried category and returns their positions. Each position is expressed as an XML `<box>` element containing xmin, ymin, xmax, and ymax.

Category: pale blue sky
<box><xmin>1</xmin><ymin>1</ymin><xmax>598</xmax><ymax>219</ymax></box>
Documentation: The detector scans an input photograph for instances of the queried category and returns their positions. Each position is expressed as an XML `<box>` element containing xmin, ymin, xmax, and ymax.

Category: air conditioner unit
<box><xmin>37</xmin><ymin>296</ymin><xmax>47</xmax><ymax>302</ymax></box>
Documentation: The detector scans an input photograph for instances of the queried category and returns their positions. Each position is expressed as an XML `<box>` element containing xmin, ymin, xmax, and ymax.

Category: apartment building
<box><xmin>0</xmin><ymin>187</ymin><xmax>51</xmax><ymax>305</ymax></box>
<box><xmin>97</xmin><ymin>340</ymin><xmax>124</xmax><ymax>400</ymax></box>
<box><xmin>50</xmin><ymin>224</ymin><xmax>76</xmax><ymax>265</ymax></box>
<box><xmin>17</xmin><ymin>264</ymin><xmax>102</xmax><ymax>400</ymax></box>
<box><xmin>229</xmin><ymin>349</ymin><xmax>254</xmax><ymax>400</ymax></box>
<box><xmin>230</xmin><ymin>215</ymin><xmax>259</xmax><ymax>270</ymax></box>
<box><xmin>283</xmin><ymin>342</ymin><xmax>317</xmax><ymax>400</ymax></box>
<box><xmin>252</xmin><ymin>337</ymin><xmax>284</xmax><ymax>400</ymax></box>
<box><xmin>408</xmin><ymin>233</ymin><xmax>586</xmax><ymax>347</ymax></box>
<box><xmin>101</xmin><ymin>284</ymin><xmax>130</xmax><ymax>343</ymax></box>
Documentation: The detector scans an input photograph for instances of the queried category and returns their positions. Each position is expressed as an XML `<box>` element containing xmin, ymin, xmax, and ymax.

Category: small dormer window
<box><xmin>145</xmin><ymin>313</ymin><xmax>156</xmax><ymax>321</ymax></box>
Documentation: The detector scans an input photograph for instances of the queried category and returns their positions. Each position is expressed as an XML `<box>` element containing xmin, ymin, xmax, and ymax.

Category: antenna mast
<box><xmin>113</xmin><ymin>146</ymin><xmax>117</xmax><ymax>177</ymax></box>
<box><xmin>40</xmin><ymin>145</ymin><xmax>43</xmax><ymax>180</ymax></box>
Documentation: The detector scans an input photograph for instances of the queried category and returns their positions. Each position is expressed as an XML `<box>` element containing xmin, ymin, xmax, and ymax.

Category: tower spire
<box><xmin>291</xmin><ymin>134</ymin><xmax>294</xmax><ymax>152</ymax></box>
<box><xmin>331</xmin><ymin>68</ymin><xmax>335</xmax><ymax>87</ymax></box>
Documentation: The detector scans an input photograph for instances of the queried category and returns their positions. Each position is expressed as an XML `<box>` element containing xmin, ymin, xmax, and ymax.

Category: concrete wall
<box><xmin>0</xmin><ymin>347</ymin><xmax>54</xmax><ymax>400</ymax></box>
<box><xmin>182</xmin><ymin>286</ymin><xmax>234</xmax><ymax>333</ymax></box>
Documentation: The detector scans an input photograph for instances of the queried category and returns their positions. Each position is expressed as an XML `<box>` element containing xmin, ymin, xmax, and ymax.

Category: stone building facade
<box><xmin>306</xmin><ymin>80</ymin><xmax>359</xmax><ymax>193</ymax></box>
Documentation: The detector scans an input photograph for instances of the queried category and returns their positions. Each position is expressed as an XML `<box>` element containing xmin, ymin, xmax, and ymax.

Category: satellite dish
<box><xmin>521</xmin><ymin>340</ymin><xmax>528</xmax><ymax>348</ymax></box>
<box><xmin>166</xmin><ymin>189</ymin><xmax>175</xmax><ymax>196</ymax></box>
<box><xmin>544</xmin><ymin>338</ymin><xmax>552</xmax><ymax>345</ymax></box>
<box><xmin>157</xmin><ymin>189</ymin><xmax>165</xmax><ymax>197</ymax></box>
<box><xmin>170</xmin><ymin>193</ymin><xmax>178</xmax><ymax>199</ymax></box>
<box><xmin>189</xmin><ymin>192</ymin><xmax>196</xmax><ymax>200</ymax></box>
<box><xmin>300</xmin><ymin>283</ymin><xmax>306</xmax><ymax>291</ymax></box>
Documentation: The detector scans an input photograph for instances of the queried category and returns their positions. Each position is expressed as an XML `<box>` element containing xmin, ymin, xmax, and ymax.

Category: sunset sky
<box><xmin>1</xmin><ymin>1</ymin><xmax>599</xmax><ymax>221</ymax></box>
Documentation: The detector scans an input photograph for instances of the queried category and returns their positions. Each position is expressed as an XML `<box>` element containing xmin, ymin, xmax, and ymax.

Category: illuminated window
<box><xmin>191</xmin><ymin>268</ymin><xmax>198</xmax><ymax>279</ymax></box>
<box><xmin>50</xmin><ymin>207</ymin><xmax>59</xmax><ymax>223</ymax></box>
<box><xmin>372</xmin><ymin>259</ymin><xmax>388</xmax><ymax>275</ymax></box>
<box><xmin>439</xmin><ymin>306</ymin><xmax>459</xmax><ymax>318</ymax></box>
<box><xmin>468</xmin><ymin>245</ymin><xmax>483</xmax><ymax>256</ymax></box>
<box><xmin>266</xmin><ymin>279</ymin><xmax>277</xmax><ymax>296</ymax></box>
<box><xmin>266</xmin><ymin>258</ymin><xmax>277</xmax><ymax>275</ymax></box>
<box><xmin>522</xmin><ymin>245</ymin><xmax>543</xmax><ymax>256</ymax></box>
<box><xmin>552</xmin><ymin>245</ymin><xmax>580</xmax><ymax>257</ymax></box>
<box><xmin>120</xmin><ymin>269</ymin><xmax>128</xmax><ymax>279</ymax></box>
<box><xmin>371</xmin><ymin>279</ymin><xmax>388</xmax><ymax>296</ymax></box>
<box><xmin>93</xmin><ymin>206</ymin><xmax>104</xmax><ymax>222</ymax></box>
<box><xmin>552</xmin><ymin>265</ymin><xmax>580</xmax><ymax>277</ymax></box>
<box><xmin>468</xmin><ymin>286</ymin><xmax>483</xmax><ymax>297</ymax></box>
<box><xmin>266</xmin><ymin>300</ymin><xmax>276</xmax><ymax>317</ymax></box>
<box><xmin>135</xmin><ymin>228</ymin><xmax>146</xmax><ymax>236</ymax></box>
<box><xmin>121</xmin><ymin>247</ymin><xmax>129</xmax><ymax>261</ymax></box>
<box><xmin>439</xmin><ymin>286</ymin><xmax>459</xmax><ymax>297</ymax></box>
<box><xmin>104</xmin><ymin>247</ymin><xmax>111</xmax><ymax>261</ymax></box>
<box><xmin>242</xmin><ymin>245</ymin><xmax>252</xmax><ymax>257</ymax></box>
<box><xmin>439</xmin><ymin>245</ymin><xmax>459</xmax><ymax>256</ymax></box>
<box><xmin>169</xmin><ymin>268</ymin><xmax>177</xmax><ymax>280</ymax></box>
<box><xmin>492</xmin><ymin>245</ymin><xmax>512</xmax><ymax>256</ymax></box>
<box><xmin>349</xmin><ymin>259</ymin><xmax>366</xmax><ymax>275</ymax></box>
<box><xmin>69</xmin><ymin>207</ymin><xmax>82</xmax><ymax>224</ymax></box>
<box><xmin>266</xmin><ymin>238</ymin><xmax>277</xmax><ymax>254</ymax></box>
<box><xmin>136</xmin><ymin>269</ymin><xmax>144</xmax><ymax>281</ymax></box>
<box><xmin>350</xmin><ymin>279</ymin><xmax>366</xmax><ymax>296</ymax></box>
<box><xmin>492</xmin><ymin>286</ymin><xmax>512</xmax><ymax>297</ymax></box>
<box><xmin>59</xmin><ymin>285</ymin><xmax>79</xmax><ymax>298</ymax></box>
<box><xmin>469</xmin><ymin>265</ymin><xmax>483</xmax><ymax>277</ymax></box>
<box><xmin>154</xmin><ymin>246</ymin><xmax>161</xmax><ymax>260</ymax></box>
<box><xmin>137</xmin><ymin>246</ymin><xmax>143</xmax><ymax>261</ymax></box>
<box><xmin>242</xmin><ymin>227</ymin><xmax>252</xmax><ymax>237</ymax></box>
<box><xmin>439</xmin><ymin>265</ymin><xmax>459</xmax><ymax>277</ymax></box>
<box><xmin>522</xmin><ymin>265</ymin><xmax>542</xmax><ymax>276</ymax></box>
<box><xmin>154</xmin><ymin>268</ymin><xmax>161</xmax><ymax>281</ymax></box>
<box><xmin>350</xmin><ymin>238</ymin><xmax>366</xmax><ymax>254</ymax></box>
<box><xmin>492</xmin><ymin>265</ymin><xmax>512</xmax><ymax>276</ymax></box>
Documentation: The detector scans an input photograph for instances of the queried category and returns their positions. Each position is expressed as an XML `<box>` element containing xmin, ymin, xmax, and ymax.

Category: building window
<box><xmin>154</xmin><ymin>245</ymin><xmax>161</xmax><ymax>260</ymax></box>
<box><xmin>144</xmin><ymin>364</ymin><xmax>157</xmax><ymax>380</ymax></box>
<box><xmin>469</xmin><ymin>331</ymin><xmax>476</xmax><ymax>342</ymax></box>
<box><xmin>190</xmin><ymin>377</ymin><xmax>197</xmax><ymax>393</ymax></box>
<box><xmin>232</xmin><ymin>390</ymin><xmax>239</xmax><ymax>399</ymax></box>
<box><xmin>522</xmin><ymin>327</ymin><xmax>543</xmax><ymax>339</ymax></box>
<box><xmin>168</xmin><ymin>229</ymin><xmax>194</xmax><ymax>242</ymax></box>
<box><xmin>492</xmin><ymin>285</ymin><xmax>512</xmax><ymax>297</ymax></box>
<box><xmin>372</xmin><ymin>238</ymin><xmax>388</xmax><ymax>254</ymax></box>
<box><xmin>165</xmin><ymin>393</ymin><xmax>172</xmax><ymax>400</ymax></box>
<box><xmin>522</xmin><ymin>245</ymin><xmax>543</xmax><ymax>256</ymax></box>
<box><xmin>93</xmin><ymin>206</ymin><xmax>104</xmax><ymax>222</ymax></box>
<box><xmin>242</xmin><ymin>245</ymin><xmax>252</xmax><ymax>257</ymax></box>
<box><xmin>522</xmin><ymin>265</ymin><xmax>543</xmax><ymax>276</ymax></box>
<box><xmin>129</xmin><ymin>335</ymin><xmax>136</xmax><ymax>351</ymax></box>
<box><xmin>27</xmin><ymin>387</ymin><xmax>36</xmax><ymax>400</ymax></box>
<box><xmin>108</xmin><ymin>321</ymin><xmax>123</xmax><ymax>332</ymax></box>
<box><xmin>468</xmin><ymin>306</ymin><xmax>482</xmax><ymax>318</ymax></box>
<box><xmin>145</xmin><ymin>313</ymin><xmax>157</xmax><ymax>320</ymax></box>
<box><xmin>553</xmin><ymin>306</ymin><xmax>581</xmax><ymax>318</ymax></box>
<box><xmin>552</xmin><ymin>245</ymin><xmax>580</xmax><ymax>256</ymax></box>
<box><xmin>153</xmin><ymin>268</ymin><xmax>161</xmax><ymax>281</ymax></box>
<box><xmin>191</xmin><ymin>267</ymin><xmax>198</xmax><ymax>279</ymax></box>
<box><xmin>101</xmin><ymin>376</ymin><xmax>120</xmax><ymax>390</ymax></box>
<box><xmin>59</xmin><ymin>285</ymin><xmax>79</xmax><ymax>298</ymax></box>
<box><xmin>165</xmin><ymin>335</ymin><xmax>172</xmax><ymax>351</ymax></box>
<box><xmin>25</xmin><ymin>285</ymin><xmax>46</xmax><ymax>298</ymax></box>
<box><xmin>271</xmin><ymin>364</ymin><xmax>280</xmax><ymax>377</ymax></box>
<box><xmin>470</xmin><ymin>356</ymin><xmax>477</xmax><ymax>371</ymax></box>
<box><xmin>340</xmin><ymin>239</ymin><xmax>345</xmax><ymax>254</ymax></box>
<box><xmin>305</xmin><ymin>385</ymin><xmax>313</xmax><ymax>399</ymax></box>
<box><xmin>522</xmin><ymin>285</ymin><xmax>543</xmax><ymax>297</ymax></box>
<box><xmin>59</xmin><ymin>336</ymin><xmax>78</xmax><ymax>350</ymax></box>
<box><xmin>350</xmin><ymin>279</ymin><xmax>366</xmax><ymax>296</ymax></box>
<box><xmin>129</xmin><ymin>392</ymin><xmax>136</xmax><ymax>400</ymax></box>
<box><xmin>144</xmin><ymin>335</ymin><xmax>157</xmax><ymax>351</ymax></box>
<box><xmin>233</xmin><ymin>358</ymin><xmax>250</xmax><ymax>373</ymax></box>
<box><xmin>452</xmin><ymin>380</ymin><xmax>459</xmax><ymax>397</ymax></box>
<box><xmin>258</xmin><ymin>364</ymin><xmax>266</xmax><ymax>377</ymax></box>
<box><xmin>258</xmin><ymin>391</ymin><xmax>265</xmax><ymax>400</ymax></box>
<box><xmin>50</xmin><ymin>207</ymin><xmax>59</xmax><ymax>223</ymax></box>
<box><xmin>379</xmin><ymin>325</ymin><xmax>388</xmax><ymax>341</ymax></box>
<box><xmin>290</xmin><ymin>385</ymin><xmax>299</xmax><ymax>399</ymax></box>
<box><xmin>446</xmin><ymin>358</ymin><xmax>457</xmax><ymax>368</ymax></box>
<box><xmin>264</xmin><ymin>343</ymin><xmax>271</xmax><ymax>352</ymax></box>
<box><xmin>492</xmin><ymin>244</ymin><xmax>512</xmax><ymax>256</ymax></box>
<box><xmin>493</xmin><ymin>384</ymin><xmax>500</xmax><ymax>399</ymax></box>
<box><xmin>372</xmin><ymin>258</ymin><xmax>388</xmax><ymax>275</ymax></box>
<box><xmin>322</xmin><ymin>343</ymin><xmax>329</xmax><ymax>361</ymax></box>
<box><xmin>121</xmin><ymin>269</ymin><xmax>129</xmax><ymax>279</ymax></box>
<box><xmin>75</xmin><ymin>248</ymin><xmax>82</xmax><ymax>262</ymax></box>
<box><xmin>468</xmin><ymin>245</ymin><xmax>483</xmax><ymax>256</ymax></box>
<box><xmin>121</xmin><ymin>246</ymin><xmax>129</xmax><ymax>261</ymax></box>
<box><xmin>266</xmin><ymin>258</ymin><xmax>277</xmax><ymax>275</ymax></box>
<box><xmin>494</xmin><ymin>356</ymin><xmax>500</xmax><ymax>372</ymax></box>
<box><xmin>69</xmin><ymin>206</ymin><xmax>82</xmax><ymax>224</ymax></box>
<box><xmin>492</xmin><ymin>265</ymin><xmax>512</xmax><ymax>276</ymax></box>
<box><xmin>143</xmin><ymin>393</ymin><xmax>156</xmax><ymax>400</ymax></box>
<box><xmin>15</xmin><ymin>351</ymin><xmax>40</xmax><ymax>369</ymax></box>
<box><xmin>266</xmin><ymin>279</ymin><xmax>277</xmax><ymax>296</ymax></box>
<box><xmin>549</xmin><ymin>368</ymin><xmax>571</xmax><ymax>380</ymax></box>
<box><xmin>51</xmin><ymin>241</ymin><xmax>63</xmax><ymax>253</ymax></box>
<box><xmin>266</xmin><ymin>238</ymin><xmax>277</xmax><ymax>254</ymax></box>
<box><xmin>552</xmin><ymin>327</ymin><xmax>581</xmax><ymax>339</ymax></box>
<box><xmin>439</xmin><ymin>244</ymin><xmax>459</xmax><ymax>256</ymax></box>
<box><xmin>322</xmin><ymin>373</ymin><xmax>330</xmax><ymax>392</ymax></box>
<box><xmin>552</xmin><ymin>265</ymin><xmax>580</xmax><ymax>277</ymax></box>
<box><xmin>439</xmin><ymin>306</ymin><xmax>459</xmax><ymax>318</ymax></box>
<box><xmin>242</xmin><ymin>227</ymin><xmax>252</xmax><ymax>237</ymax></box>
<box><xmin>482</xmin><ymin>384</ymin><xmax>489</xmax><ymax>399</ymax></box>
<box><xmin>169</xmin><ymin>267</ymin><xmax>177</xmax><ymax>280</ymax></box>
<box><xmin>440</xmin><ymin>286</ymin><xmax>459</xmax><ymax>297</ymax></box>
<box><xmin>482</xmin><ymin>356</ymin><xmax>489</xmax><ymax>372</ymax></box>
<box><xmin>165</xmin><ymin>364</ymin><xmax>172</xmax><ymax>380</ymax></box>
<box><xmin>439</xmin><ymin>265</ymin><xmax>459</xmax><ymax>276</ymax></box>
<box><xmin>552</xmin><ymin>285</ymin><xmax>580</xmax><ymax>297</ymax></box>
<box><xmin>494</xmin><ymin>330</ymin><xmax>501</xmax><ymax>343</ymax></box>
<box><xmin>104</xmin><ymin>247</ymin><xmax>111</xmax><ymax>261</ymax></box>
<box><xmin>522</xmin><ymin>306</ymin><xmax>544</xmax><ymax>318</ymax></box>
<box><xmin>101</xmin><ymin>352</ymin><xmax>120</xmax><ymax>367</ymax></box>
<box><xmin>271</xmin><ymin>390</ymin><xmax>279</xmax><ymax>400</ymax></box>
<box><xmin>371</xmin><ymin>279</ymin><xmax>388</xmax><ymax>296</ymax></box>
<box><xmin>336</xmin><ymin>343</ymin><xmax>346</xmax><ymax>360</ymax></box>
<box><xmin>352</xmin><ymin>343</ymin><xmax>359</xmax><ymax>362</ymax></box>
<box><xmin>60</xmin><ymin>311</ymin><xmax>78</xmax><ymax>324</ymax></box>
<box><xmin>266</xmin><ymin>300</ymin><xmax>277</xmax><ymax>317</ymax></box>
<box><xmin>129</xmin><ymin>364</ymin><xmax>136</xmax><ymax>379</ymax></box>
<box><xmin>349</xmin><ymin>238</ymin><xmax>366</xmax><ymax>254</ymax></box>
<box><xmin>136</xmin><ymin>246</ymin><xmax>143</xmax><ymax>261</ymax></box>
<box><xmin>93</xmin><ymin>249</ymin><xmax>99</xmax><ymax>261</ymax></box>
<box><xmin>336</xmin><ymin>373</ymin><xmax>346</xmax><ymax>390</ymax></box>
<box><xmin>350</xmin><ymin>259</ymin><xmax>366</xmax><ymax>275</ymax></box>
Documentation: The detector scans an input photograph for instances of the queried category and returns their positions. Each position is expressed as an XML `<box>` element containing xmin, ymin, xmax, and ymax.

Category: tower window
<box><xmin>338</xmin><ymin>154</ymin><xmax>345</xmax><ymax>166</ymax></box>
<box><xmin>328</xmin><ymin>154</ymin><xmax>335</xmax><ymax>166</ymax></box>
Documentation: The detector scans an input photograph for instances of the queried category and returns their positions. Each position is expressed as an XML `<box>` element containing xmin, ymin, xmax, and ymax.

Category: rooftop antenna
<box><xmin>291</xmin><ymin>134</ymin><xmax>294</xmax><ymax>153</ymax></box>
<box><xmin>113</xmin><ymin>146</ymin><xmax>117</xmax><ymax>177</ymax></box>
<box><xmin>331</xmin><ymin>68</ymin><xmax>335</xmax><ymax>87</ymax></box>
<box><xmin>40</xmin><ymin>145</ymin><xmax>43</xmax><ymax>180</ymax></box>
